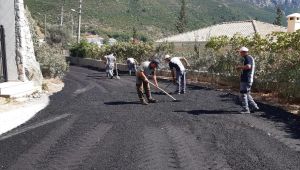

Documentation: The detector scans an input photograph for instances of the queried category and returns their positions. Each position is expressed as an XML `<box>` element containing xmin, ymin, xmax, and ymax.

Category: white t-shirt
<box><xmin>127</xmin><ymin>58</ymin><xmax>135</xmax><ymax>64</ymax></box>
<box><xmin>105</xmin><ymin>54</ymin><xmax>116</xmax><ymax>65</ymax></box>
<box><xmin>169</xmin><ymin>57</ymin><xmax>185</xmax><ymax>72</ymax></box>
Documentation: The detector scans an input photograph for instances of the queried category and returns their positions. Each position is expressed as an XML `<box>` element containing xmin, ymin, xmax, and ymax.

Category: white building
<box><xmin>287</xmin><ymin>13</ymin><xmax>300</xmax><ymax>33</ymax></box>
<box><xmin>156</xmin><ymin>20</ymin><xmax>286</xmax><ymax>51</ymax></box>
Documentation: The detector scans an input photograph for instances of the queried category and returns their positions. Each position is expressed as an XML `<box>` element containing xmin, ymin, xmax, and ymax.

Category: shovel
<box><xmin>115</xmin><ymin>63</ymin><xmax>120</xmax><ymax>79</ymax></box>
<box><xmin>148</xmin><ymin>81</ymin><xmax>179</xmax><ymax>102</ymax></box>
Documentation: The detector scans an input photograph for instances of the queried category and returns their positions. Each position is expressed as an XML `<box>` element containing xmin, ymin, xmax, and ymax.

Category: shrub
<box><xmin>203</xmin><ymin>31</ymin><xmax>300</xmax><ymax>101</ymax></box>
<box><xmin>36</xmin><ymin>44</ymin><xmax>69</xmax><ymax>78</ymax></box>
<box><xmin>69</xmin><ymin>41</ymin><xmax>157</xmax><ymax>62</ymax></box>
<box><xmin>46</xmin><ymin>25</ymin><xmax>73</xmax><ymax>48</ymax></box>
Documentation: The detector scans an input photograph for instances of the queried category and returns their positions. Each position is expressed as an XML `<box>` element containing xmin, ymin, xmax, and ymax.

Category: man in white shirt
<box><xmin>105</xmin><ymin>53</ymin><xmax>116</xmax><ymax>79</ymax></box>
<box><xmin>164</xmin><ymin>54</ymin><xmax>190</xmax><ymax>94</ymax></box>
<box><xmin>126</xmin><ymin>57</ymin><xmax>138</xmax><ymax>76</ymax></box>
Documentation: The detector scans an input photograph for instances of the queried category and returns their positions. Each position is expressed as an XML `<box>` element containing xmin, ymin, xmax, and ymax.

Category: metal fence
<box><xmin>0</xmin><ymin>25</ymin><xmax>7</xmax><ymax>82</ymax></box>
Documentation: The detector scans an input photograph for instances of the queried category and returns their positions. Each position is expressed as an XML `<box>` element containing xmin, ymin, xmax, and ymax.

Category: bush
<box><xmin>69</xmin><ymin>41</ymin><xmax>157</xmax><ymax>62</ymax></box>
<box><xmin>202</xmin><ymin>31</ymin><xmax>300</xmax><ymax>101</ymax></box>
<box><xmin>46</xmin><ymin>25</ymin><xmax>73</xmax><ymax>48</ymax></box>
<box><xmin>36</xmin><ymin>44</ymin><xmax>69</xmax><ymax>78</ymax></box>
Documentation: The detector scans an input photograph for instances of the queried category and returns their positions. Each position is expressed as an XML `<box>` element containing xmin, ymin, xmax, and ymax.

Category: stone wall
<box><xmin>15</xmin><ymin>0</ymin><xmax>43</xmax><ymax>86</ymax></box>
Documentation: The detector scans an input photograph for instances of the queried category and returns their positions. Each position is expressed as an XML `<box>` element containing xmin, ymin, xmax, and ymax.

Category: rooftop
<box><xmin>287</xmin><ymin>13</ymin><xmax>300</xmax><ymax>18</ymax></box>
<box><xmin>156</xmin><ymin>20</ymin><xmax>286</xmax><ymax>43</ymax></box>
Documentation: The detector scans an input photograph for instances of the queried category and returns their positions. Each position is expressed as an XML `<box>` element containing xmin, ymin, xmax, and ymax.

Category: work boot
<box><xmin>148</xmin><ymin>98</ymin><xmax>157</xmax><ymax>103</ymax></box>
<box><xmin>140</xmin><ymin>99</ymin><xmax>148</xmax><ymax>105</ymax></box>
<box><xmin>250</xmin><ymin>106</ymin><xmax>260</xmax><ymax>113</ymax></box>
<box><xmin>240</xmin><ymin>109</ymin><xmax>250</xmax><ymax>114</ymax></box>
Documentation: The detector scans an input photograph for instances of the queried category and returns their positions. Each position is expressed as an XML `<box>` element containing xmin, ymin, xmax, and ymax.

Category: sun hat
<box><xmin>239</xmin><ymin>47</ymin><xmax>249</xmax><ymax>52</ymax></box>
<box><xmin>164</xmin><ymin>54</ymin><xmax>171</xmax><ymax>60</ymax></box>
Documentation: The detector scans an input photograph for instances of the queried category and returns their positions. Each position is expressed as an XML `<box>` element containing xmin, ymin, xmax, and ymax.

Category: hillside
<box><xmin>24</xmin><ymin>0</ymin><xmax>300</xmax><ymax>40</ymax></box>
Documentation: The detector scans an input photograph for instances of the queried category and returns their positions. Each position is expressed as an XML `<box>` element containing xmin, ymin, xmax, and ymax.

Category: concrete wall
<box><xmin>0</xmin><ymin>0</ymin><xmax>19</xmax><ymax>81</ymax></box>
<box><xmin>68</xmin><ymin>57</ymin><xmax>129</xmax><ymax>71</ymax></box>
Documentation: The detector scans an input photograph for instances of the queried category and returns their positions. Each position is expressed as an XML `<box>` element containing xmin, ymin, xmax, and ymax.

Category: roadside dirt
<box><xmin>185</xmin><ymin>79</ymin><xmax>300</xmax><ymax>116</ymax></box>
<box><xmin>0</xmin><ymin>78</ymin><xmax>64</xmax><ymax>113</ymax></box>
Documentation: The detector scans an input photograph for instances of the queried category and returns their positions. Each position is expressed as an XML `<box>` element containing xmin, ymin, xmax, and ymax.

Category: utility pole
<box><xmin>44</xmin><ymin>14</ymin><xmax>47</xmax><ymax>41</ymax></box>
<box><xmin>77</xmin><ymin>0</ymin><xmax>82</xmax><ymax>43</ymax></box>
<box><xmin>60</xmin><ymin>0</ymin><xmax>65</xmax><ymax>26</ymax></box>
<box><xmin>71</xmin><ymin>13</ymin><xmax>74</xmax><ymax>37</ymax></box>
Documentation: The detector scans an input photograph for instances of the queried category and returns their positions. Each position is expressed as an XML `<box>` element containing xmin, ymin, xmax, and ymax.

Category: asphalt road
<box><xmin>1</xmin><ymin>66</ymin><xmax>300</xmax><ymax>170</ymax></box>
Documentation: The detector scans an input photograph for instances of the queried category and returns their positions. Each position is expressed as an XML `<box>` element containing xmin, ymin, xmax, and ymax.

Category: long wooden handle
<box><xmin>148</xmin><ymin>81</ymin><xmax>177</xmax><ymax>101</ymax></box>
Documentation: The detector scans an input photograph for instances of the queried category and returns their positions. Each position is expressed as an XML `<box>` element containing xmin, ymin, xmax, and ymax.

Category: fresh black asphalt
<box><xmin>1</xmin><ymin>66</ymin><xmax>300</xmax><ymax>170</ymax></box>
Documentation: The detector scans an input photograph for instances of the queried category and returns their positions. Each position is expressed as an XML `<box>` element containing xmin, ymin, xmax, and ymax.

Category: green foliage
<box><xmin>24</xmin><ymin>0</ymin><xmax>297</xmax><ymax>38</ymax></box>
<box><xmin>46</xmin><ymin>25</ymin><xmax>73</xmax><ymax>47</ymax></box>
<box><xmin>176</xmin><ymin>0</ymin><xmax>187</xmax><ymax>33</ymax></box>
<box><xmin>203</xmin><ymin>31</ymin><xmax>300</xmax><ymax>101</ymax></box>
<box><xmin>35</xmin><ymin>44</ymin><xmax>69</xmax><ymax>78</ymax></box>
<box><xmin>69</xmin><ymin>40</ymin><xmax>101</xmax><ymax>58</ymax></box>
<box><xmin>273</xmin><ymin>6</ymin><xmax>284</xmax><ymax>26</ymax></box>
<box><xmin>70</xmin><ymin>41</ymin><xmax>158</xmax><ymax>62</ymax></box>
<box><xmin>155</xmin><ymin>42</ymin><xmax>175</xmax><ymax>57</ymax></box>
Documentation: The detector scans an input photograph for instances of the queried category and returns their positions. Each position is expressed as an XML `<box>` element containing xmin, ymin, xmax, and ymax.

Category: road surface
<box><xmin>1</xmin><ymin>66</ymin><xmax>300</xmax><ymax>170</ymax></box>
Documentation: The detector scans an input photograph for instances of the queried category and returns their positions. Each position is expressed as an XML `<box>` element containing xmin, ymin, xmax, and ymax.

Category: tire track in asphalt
<box><xmin>139</xmin><ymin>124</ymin><xmax>231</xmax><ymax>170</ymax></box>
<box><xmin>138</xmin><ymin>127</ymin><xmax>179</xmax><ymax>170</ymax></box>
<box><xmin>40</xmin><ymin>123</ymin><xmax>112</xmax><ymax>170</ymax></box>
<box><xmin>164</xmin><ymin>124</ymin><xmax>230</xmax><ymax>170</ymax></box>
<box><xmin>7</xmin><ymin>115</ymin><xmax>77</xmax><ymax>170</ymax></box>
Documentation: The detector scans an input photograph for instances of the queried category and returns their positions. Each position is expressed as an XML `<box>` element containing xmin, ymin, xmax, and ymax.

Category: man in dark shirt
<box><xmin>236</xmin><ymin>47</ymin><xmax>259</xmax><ymax>114</ymax></box>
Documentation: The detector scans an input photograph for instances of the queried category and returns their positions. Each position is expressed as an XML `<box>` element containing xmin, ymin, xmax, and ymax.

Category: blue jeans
<box><xmin>240</xmin><ymin>82</ymin><xmax>258</xmax><ymax>111</ymax></box>
<box><xmin>176</xmin><ymin>71</ymin><xmax>186</xmax><ymax>93</ymax></box>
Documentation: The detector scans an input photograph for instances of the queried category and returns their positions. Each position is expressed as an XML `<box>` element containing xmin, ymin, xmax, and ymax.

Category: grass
<box><xmin>24</xmin><ymin>0</ymin><xmax>298</xmax><ymax>39</ymax></box>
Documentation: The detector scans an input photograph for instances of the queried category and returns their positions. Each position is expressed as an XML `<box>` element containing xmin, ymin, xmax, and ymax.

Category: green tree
<box><xmin>133</xmin><ymin>26</ymin><xmax>138</xmax><ymax>39</ymax></box>
<box><xmin>273</xmin><ymin>6</ymin><xmax>283</xmax><ymax>26</ymax></box>
<box><xmin>175</xmin><ymin>0</ymin><xmax>188</xmax><ymax>33</ymax></box>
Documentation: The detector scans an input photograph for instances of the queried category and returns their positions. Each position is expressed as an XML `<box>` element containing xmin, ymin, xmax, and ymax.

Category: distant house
<box><xmin>287</xmin><ymin>13</ymin><xmax>300</xmax><ymax>32</ymax></box>
<box><xmin>156</xmin><ymin>20</ymin><xmax>287</xmax><ymax>51</ymax></box>
<box><xmin>108</xmin><ymin>38</ymin><xmax>117</xmax><ymax>45</ymax></box>
<box><xmin>85</xmin><ymin>35</ymin><xmax>104</xmax><ymax>47</ymax></box>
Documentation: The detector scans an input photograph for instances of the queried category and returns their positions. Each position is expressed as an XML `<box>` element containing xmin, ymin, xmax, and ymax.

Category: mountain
<box><xmin>242</xmin><ymin>0</ymin><xmax>300</xmax><ymax>8</ymax></box>
<box><xmin>24</xmin><ymin>0</ymin><xmax>300</xmax><ymax>40</ymax></box>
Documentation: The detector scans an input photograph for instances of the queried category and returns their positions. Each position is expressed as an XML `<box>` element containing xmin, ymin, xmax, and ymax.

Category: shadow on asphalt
<box><xmin>152</xmin><ymin>91</ymin><xmax>172</xmax><ymax>95</ymax></box>
<box><xmin>174</xmin><ymin>110</ymin><xmax>240</xmax><ymax>115</ymax></box>
<box><xmin>219</xmin><ymin>93</ymin><xmax>241</xmax><ymax>105</ymax></box>
<box><xmin>187</xmin><ymin>85</ymin><xmax>212</xmax><ymax>91</ymax></box>
<box><xmin>219</xmin><ymin>92</ymin><xmax>300</xmax><ymax>140</ymax></box>
<box><xmin>258</xmin><ymin>103</ymin><xmax>300</xmax><ymax>139</ymax></box>
<box><xmin>104</xmin><ymin>101</ymin><xmax>140</xmax><ymax>105</ymax></box>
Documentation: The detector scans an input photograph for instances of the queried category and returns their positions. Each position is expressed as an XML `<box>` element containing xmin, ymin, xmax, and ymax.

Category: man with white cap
<box><xmin>164</xmin><ymin>54</ymin><xmax>190</xmax><ymax>94</ymax></box>
<box><xmin>236</xmin><ymin>47</ymin><xmax>259</xmax><ymax>114</ymax></box>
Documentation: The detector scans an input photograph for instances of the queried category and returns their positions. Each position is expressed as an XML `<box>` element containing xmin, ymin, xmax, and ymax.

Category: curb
<box><xmin>0</xmin><ymin>95</ymin><xmax>50</xmax><ymax>136</ymax></box>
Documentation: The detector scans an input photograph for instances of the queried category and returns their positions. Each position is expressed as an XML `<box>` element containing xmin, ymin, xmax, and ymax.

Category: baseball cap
<box><xmin>164</xmin><ymin>54</ymin><xmax>171</xmax><ymax>60</ymax></box>
<box><xmin>151</xmin><ymin>59</ymin><xmax>160</xmax><ymax>66</ymax></box>
<box><xmin>239</xmin><ymin>47</ymin><xmax>249</xmax><ymax>52</ymax></box>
